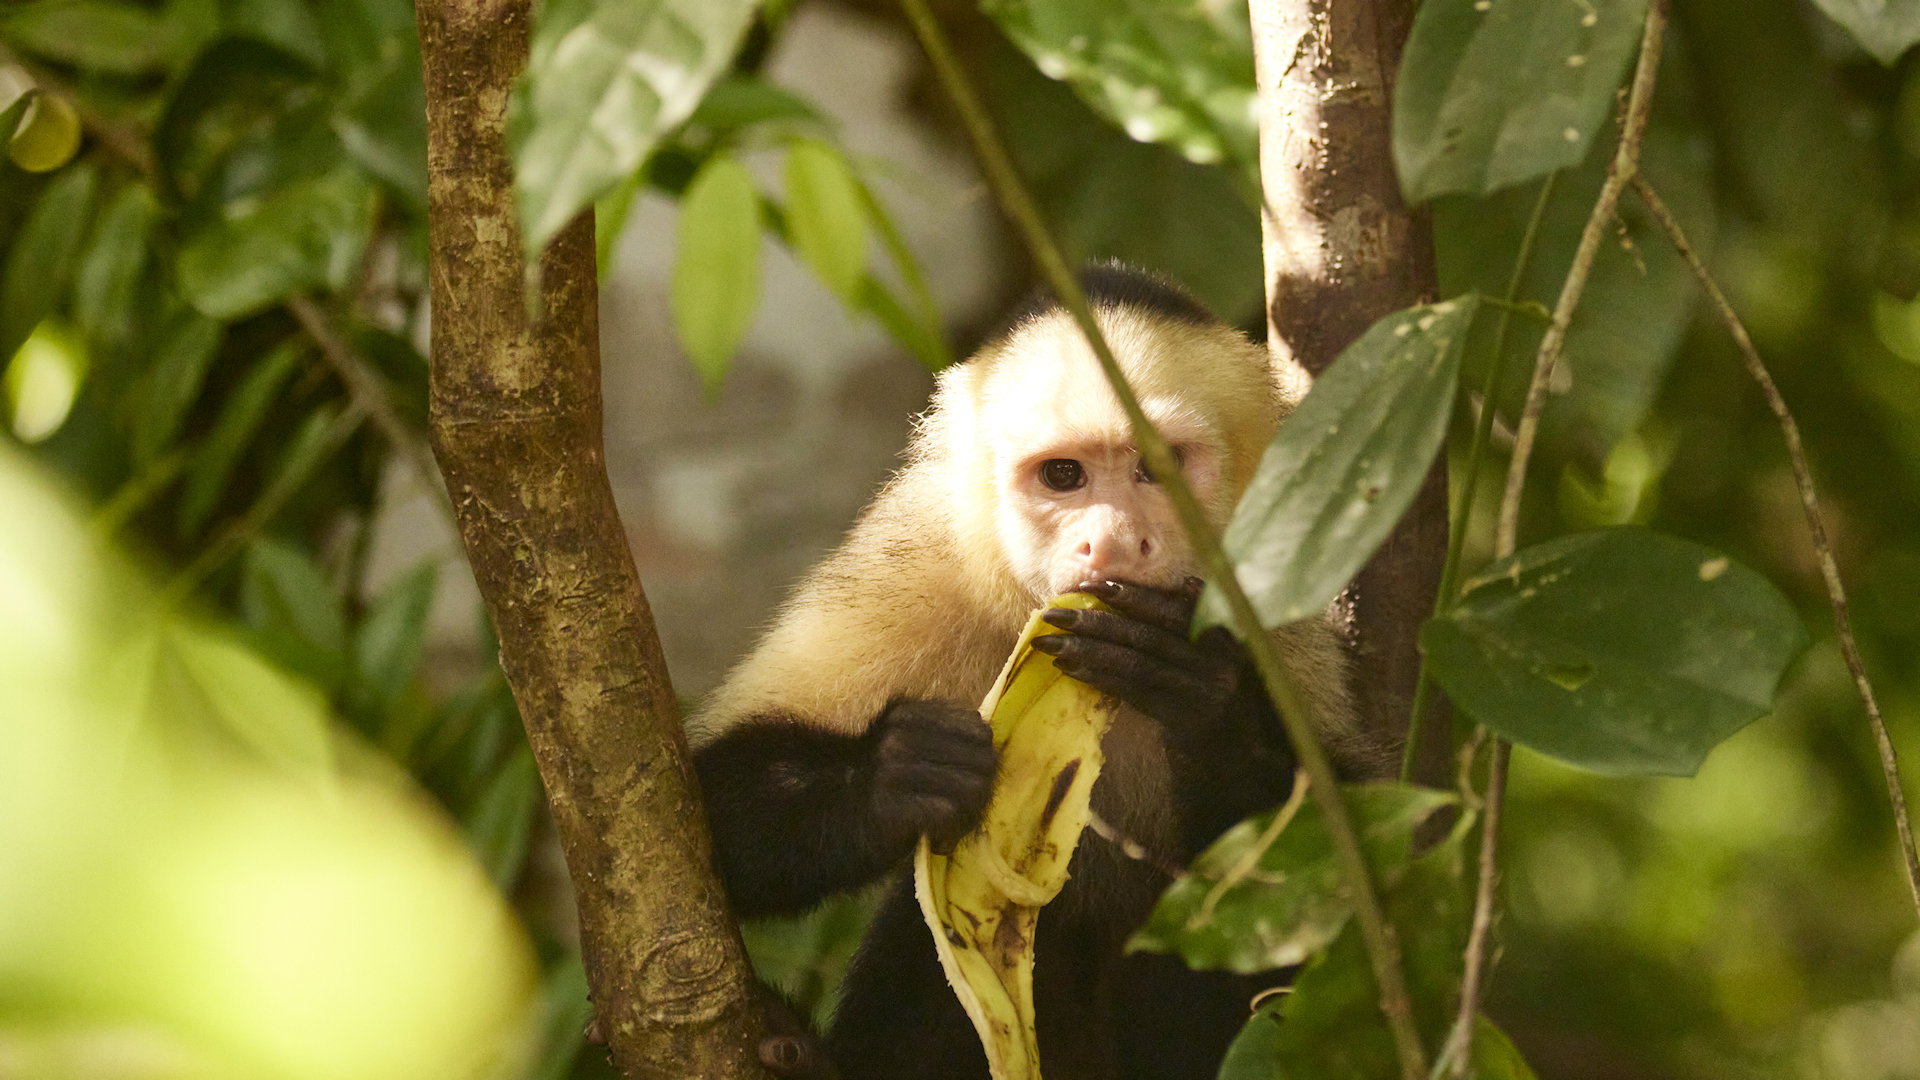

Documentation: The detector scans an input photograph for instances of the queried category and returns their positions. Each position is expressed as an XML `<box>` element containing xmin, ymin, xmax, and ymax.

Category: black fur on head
<box><xmin>976</xmin><ymin>261</ymin><xmax>1218</xmax><ymax>359</ymax></box>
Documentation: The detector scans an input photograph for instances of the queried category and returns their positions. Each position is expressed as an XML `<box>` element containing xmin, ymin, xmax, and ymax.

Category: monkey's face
<box><xmin>995</xmin><ymin>436</ymin><xmax>1224</xmax><ymax>600</ymax></box>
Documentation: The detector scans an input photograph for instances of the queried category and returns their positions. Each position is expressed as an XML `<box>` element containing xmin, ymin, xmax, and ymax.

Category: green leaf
<box><xmin>2</xmin><ymin>0</ymin><xmax>176</xmax><ymax>74</ymax></box>
<box><xmin>1435</xmin><ymin>122</ymin><xmax>1713</xmax><ymax>474</ymax></box>
<box><xmin>0</xmin><ymin>92</ymin><xmax>33</xmax><ymax>145</ymax></box>
<box><xmin>140</xmin><ymin>615</ymin><xmax>336</xmax><ymax>774</ymax></box>
<box><xmin>332</xmin><ymin>49</ymin><xmax>429</xmax><ymax>210</ymax></box>
<box><xmin>72</xmin><ymin>186</ymin><xmax>159</xmax><ymax>353</ymax></box>
<box><xmin>1394</xmin><ymin>0</ymin><xmax>1652</xmax><ymax>202</ymax></box>
<box><xmin>239</xmin><ymin>536</ymin><xmax>350</xmax><ymax>686</ymax></box>
<box><xmin>687</xmin><ymin>75</ymin><xmax>825</xmax><ymax>137</ymax></box>
<box><xmin>982</xmin><ymin>0</ymin><xmax>1258</xmax><ymax>180</ymax></box>
<box><xmin>0</xmin><ymin>162</ymin><xmax>99</xmax><ymax>366</ymax></box>
<box><xmin>1466</xmin><ymin>1016</ymin><xmax>1542</xmax><ymax>1080</ymax></box>
<box><xmin>1218</xmin><ymin>824</ymin><xmax>1472</xmax><ymax>1080</ymax></box>
<box><xmin>129</xmin><ymin>314</ymin><xmax>223</xmax><ymax>467</ymax></box>
<box><xmin>464</xmin><ymin>745</ymin><xmax>542</xmax><ymax>889</ymax></box>
<box><xmin>1198</xmin><ymin>297</ymin><xmax>1477</xmax><ymax>632</ymax></box>
<box><xmin>783</xmin><ymin>139</ymin><xmax>868</xmax><ymax>304</ymax></box>
<box><xmin>219</xmin><ymin>0</ymin><xmax>328</xmax><ymax>68</ymax></box>
<box><xmin>856</xmin><ymin>178</ymin><xmax>950</xmax><ymax>370</ymax></box>
<box><xmin>352</xmin><ymin>560</ymin><xmax>437</xmax><ymax>718</ymax></box>
<box><xmin>1130</xmin><ymin>783</ymin><xmax>1455</xmax><ymax>973</ymax></box>
<box><xmin>670</xmin><ymin>154</ymin><xmax>761</xmax><ymax>389</ymax></box>
<box><xmin>176</xmin><ymin>167</ymin><xmax>376</xmax><ymax>319</ymax></box>
<box><xmin>1421</xmin><ymin>527</ymin><xmax>1812</xmax><ymax>776</ymax></box>
<box><xmin>509</xmin><ymin>0</ymin><xmax>759</xmax><ymax>259</ymax></box>
<box><xmin>154</xmin><ymin>38</ymin><xmax>322</xmax><ymax>204</ymax></box>
<box><xmin>1808</xmin><ymin>0</ymin><xmax>1920</xmax><ymax>64</ymax></box>
<box><xmin>177</xmin><ymin>341</ymin><xmax>304</xmax><ymax>538</ymax></box>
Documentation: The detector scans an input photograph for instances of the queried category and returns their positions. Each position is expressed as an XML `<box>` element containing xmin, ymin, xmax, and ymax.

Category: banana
<box><xmin>914</xmin><ymin>593</ymin><xmax>1118</xmax><ymax>1080</ymax></box>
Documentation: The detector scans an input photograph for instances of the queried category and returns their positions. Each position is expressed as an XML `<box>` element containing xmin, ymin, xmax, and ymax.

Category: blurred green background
<box><xmin>2</xmin><ymin>0</ymin><xmax>1919</xmax><ymax>1077</ymax></box>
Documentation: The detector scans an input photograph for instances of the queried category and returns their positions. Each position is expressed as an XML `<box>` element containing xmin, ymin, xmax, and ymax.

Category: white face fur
<box><xmin>934</xmin><ymin>303</ymin><xmax>1278</xmax><ymax>606</ymax></box>
<box><xmin>996</xmin><ymin>433</ymin><xmax>1223</xmax><ymax>599</ymax></box>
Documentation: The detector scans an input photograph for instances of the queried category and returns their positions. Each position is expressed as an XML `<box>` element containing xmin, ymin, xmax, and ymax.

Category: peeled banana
<box><xmin>914</xmin><ymin>593</ymin><xmax>1118</xmax><ymax>1080</ymax></box>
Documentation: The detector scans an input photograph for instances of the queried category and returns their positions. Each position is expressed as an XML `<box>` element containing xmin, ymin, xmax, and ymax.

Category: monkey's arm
<box><xmin>695</xmin><ymin>700</ymin><xmax>997</xmax><ymax>919</ymax></box>
<box><xmin>1029</xmin><ymin>579</ymin><xmax>1300</xmax><ymax>857</ymax></box>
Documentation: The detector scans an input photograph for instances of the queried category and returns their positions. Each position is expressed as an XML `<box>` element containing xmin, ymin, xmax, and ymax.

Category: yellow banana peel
<box><xmin>914</xmin><ymin>593</ymin><xmax>1118</xmax><ymax>1080</ymax></box>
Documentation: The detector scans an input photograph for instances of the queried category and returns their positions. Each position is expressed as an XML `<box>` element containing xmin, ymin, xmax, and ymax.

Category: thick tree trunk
<box><xmin>414</xmin><ymin>1</ymin><xmax>768</xmax><ymax>1076</ymax></box>
<box><xmin>1250</xmin><ymin>0</ymin><xmax>1451</xmax><ymax>784</ymax></box>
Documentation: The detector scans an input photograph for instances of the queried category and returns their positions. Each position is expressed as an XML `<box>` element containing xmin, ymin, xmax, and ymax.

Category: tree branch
<box><xmin>286</xmin><ymin>293</ymin><xmax>453</xmax><ymax>523</ymax></box>
<box><xmin>896</xmin><ymin>3</ymin><xmax>1429</xmax><ymax>1078</ymax></box>
<box><xmin>413</xmin><ymin>0</ymin><xmax>768</xmax><ymax>1076</ymax></box>
<box><xmin>1446</xmin><ymin>4</ymin><xmax>1671</xmax><ymax>1074</ymax></box>
<box><xmin>1632</xmin><ymin>174</ymin><xmax>1920</xmax><ymax>924</ymax></box>
<box><xmin>1250</xmin><ymin>0</ymin><xmax>1450</xmax><ymax>789</ymax></box>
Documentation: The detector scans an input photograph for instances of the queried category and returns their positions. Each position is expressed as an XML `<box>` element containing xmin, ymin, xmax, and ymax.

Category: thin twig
<box><xmin>1448</xmin><ymin>5</ymin><xmax>1672</xmax><ymax>1074</ymax></box>
<box><xmin>1192</xmin><ymin>772</ymin><xmax>1311</xmax><ymax>929</ymax></box>
<box><xmin>1402</xmin><ymin>173</ymin><xmax>1560</xmax><ymax>782</ymax></box>
<box><xmin>286</xmin><ymin>294</ymin><xmax>452</xmax><ymax>523</ymax></box>
<box><xmin>896</xmin><ymin>3</ymin><xmax>1429</xmax><ymax>1076</ymax></box>
<box><xmin>1632</xmin><ymin>175</ymin><xmax>1920</xmax><ymax>922</ymax></box>
<box><xmin>1497</xmin><ymin>0</ymin><xmax>1668</xmax><ymax>558</ymax></box>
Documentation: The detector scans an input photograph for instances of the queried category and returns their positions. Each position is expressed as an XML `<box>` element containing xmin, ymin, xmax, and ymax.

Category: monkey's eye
<box><xmin>1133</xmin><ymin>446</ymin><xmax>1186</xmax><ymax>484</ymax></box>
<box><xmin>1039</xmin><ymin>459</ymin><xmax>1086</xmax><ymax>492</ymax></box>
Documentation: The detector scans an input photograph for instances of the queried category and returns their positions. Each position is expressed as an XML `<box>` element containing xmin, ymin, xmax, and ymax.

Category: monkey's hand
<box><xmin>864</xmin><ymin>698</ymin><xmax>997</xmax><ymax>856</ymax></box>
<box><xmin>1029</xmin><ymin>579</ymin><xmax>1296</xmax><ymax>852</ymax></box>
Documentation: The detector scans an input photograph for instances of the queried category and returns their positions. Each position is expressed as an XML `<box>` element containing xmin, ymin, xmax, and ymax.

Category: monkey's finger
<box><xmin>1040</xmin><ymin>607</ymin><xmax>1205</xmax><ymax>669</ymax></box>
<box><xmin>759</xmin><ymin>1036</ymin><xmax>839</xmax><ymax>1080</ymax></box>
<box><xmin>1071</xmin><ymin>579</ymin><xmax>1199</xmax><ymax>635</ymax></box>
<box><xmin>1032</xmin><ymin>633</ymin><xmax>1208</xmax><ymax>700</ymax></box>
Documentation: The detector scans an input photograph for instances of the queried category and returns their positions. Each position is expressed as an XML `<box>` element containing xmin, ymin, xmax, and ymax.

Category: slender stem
<box><xmin>896</xmin><ymin>2</ymin><xmax>1428</xmax><ymax>1076</ymax></box>
<box><xmin>1632</xmin><ymin>175</ymin><xmax>1920</xmax><ymax>923</ymax></box>
<box><xmin>1447</xmin><ymin>6</ymin><xmax>1671</xmax><ymax>1073</ymax></box>
<box><xmin>286</xmin><ymin>294</ymin><xmax>453</xmax><ymax>523</ymax></box>
<box><xmin>1401</xmin><ymin>173</ymin><xmax>1560</xmax><ymax>782</ymax></box>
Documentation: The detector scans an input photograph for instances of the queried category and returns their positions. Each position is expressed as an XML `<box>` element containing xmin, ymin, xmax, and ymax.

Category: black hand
<box><xmin>1030</xmin><ymin>579</ymin><xmax>1274</xmax><ymax>748</ymax></box>
<box><xmin>865</xmin><ymin>698</ymin><xmax>997</xmax><ymax>855</ymax></box>
<box><xmin>1028</xmin><ymin>578</ymin><xmax>1295</xmax><ymax>854</ymax></box>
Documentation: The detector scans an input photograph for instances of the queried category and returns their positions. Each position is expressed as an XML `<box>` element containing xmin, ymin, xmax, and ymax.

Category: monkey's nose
<box><xmin>1079</xmin><ymin>535</ymin><xmax>1155</xmax><ymax>580</ymax></box>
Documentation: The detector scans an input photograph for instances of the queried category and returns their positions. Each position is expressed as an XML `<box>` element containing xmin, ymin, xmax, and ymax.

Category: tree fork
<box><xmin>1250</xmin><ymin>0</ymin><xmax>1448</xmax><ymax>784</ymax></box>
<box><xmin>414</xmin><ymin>1</ymin><xmax>768</xmax><ymax>1075</ymax></box>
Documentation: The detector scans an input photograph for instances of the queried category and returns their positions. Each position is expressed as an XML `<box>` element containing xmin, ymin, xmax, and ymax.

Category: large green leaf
<box><xmin>1808</xmin><ymin>0</ymin><xmax>1920</xmax><ymax>63</ymax></box>
<box><xmin>670</xmin><ymin>154</ymin><xmax>761</xmax><ymax>390</ymax></box>
<box><xmin>1198</xmin><ymin>297</ymin><xmax>1477</xmax><ymax>633</ymax></box>
<box><xmin>1</xmin><ymin>0</ymin><xmax>177</xmax><ymax>74</ymax></box>
<box><xmin>783</xmin><ymin>139</ymin><xmax>868</xmax><ymax>305</ymax></box>
<box><xmin>0</xmin><ymin>163</ymin><xmax>99</xmax><ymax>366</ymax></box>
<box><xmin>1130</xmin><ymin>783</ymin><xmax>1455</xmax><ymax>973</ymax></box>
<box><xmin>509</xmin><ymin>0</ymin><xmax>759</xmax><ymax>260</ymax></box>
<box><xmin>1421</xmin><ymin>527</ymin><xmax>1811</xmax><ymax>776</ymax></box>
<box><xmin>1395</xmin><ymin>0</ymin><xmax>1651</xmax><ymax>202</ymax></box>
<box><xmin>218</xmin><ymin>0</ymin><xmax>329</xmax><ymax>68</ymax></box>
<box><xmin>1217</xmin><ymin>819</ymin><xmax>1473</xmax><ymax>1080</ymax></box>
<box><xmin>983</xmin><ymin>0</ymin><xmax>1257</xmax><ymax>180</ymax></box>
<box><xmin>176</xmin><ymin>167</ymin><xmax>376</xmax><ymax>319</ymax></box>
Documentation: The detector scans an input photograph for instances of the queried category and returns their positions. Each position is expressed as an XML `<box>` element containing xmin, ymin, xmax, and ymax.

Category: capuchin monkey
<box><xmin>691</xmin><ymin>264</ymin><xmax>1373</xmax><ymax>1080</ymax></box>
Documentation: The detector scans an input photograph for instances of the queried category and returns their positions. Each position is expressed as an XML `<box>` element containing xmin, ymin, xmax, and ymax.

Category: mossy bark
<box><xmin>1250</xmin><ymin>0</ymin><xmax>1451</xmax><ymax>785</ymax></box>
<box><xmin>415</xmin><ymin>0</ymin><xmax>768</xmax><ymax>1075</ymax></box>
